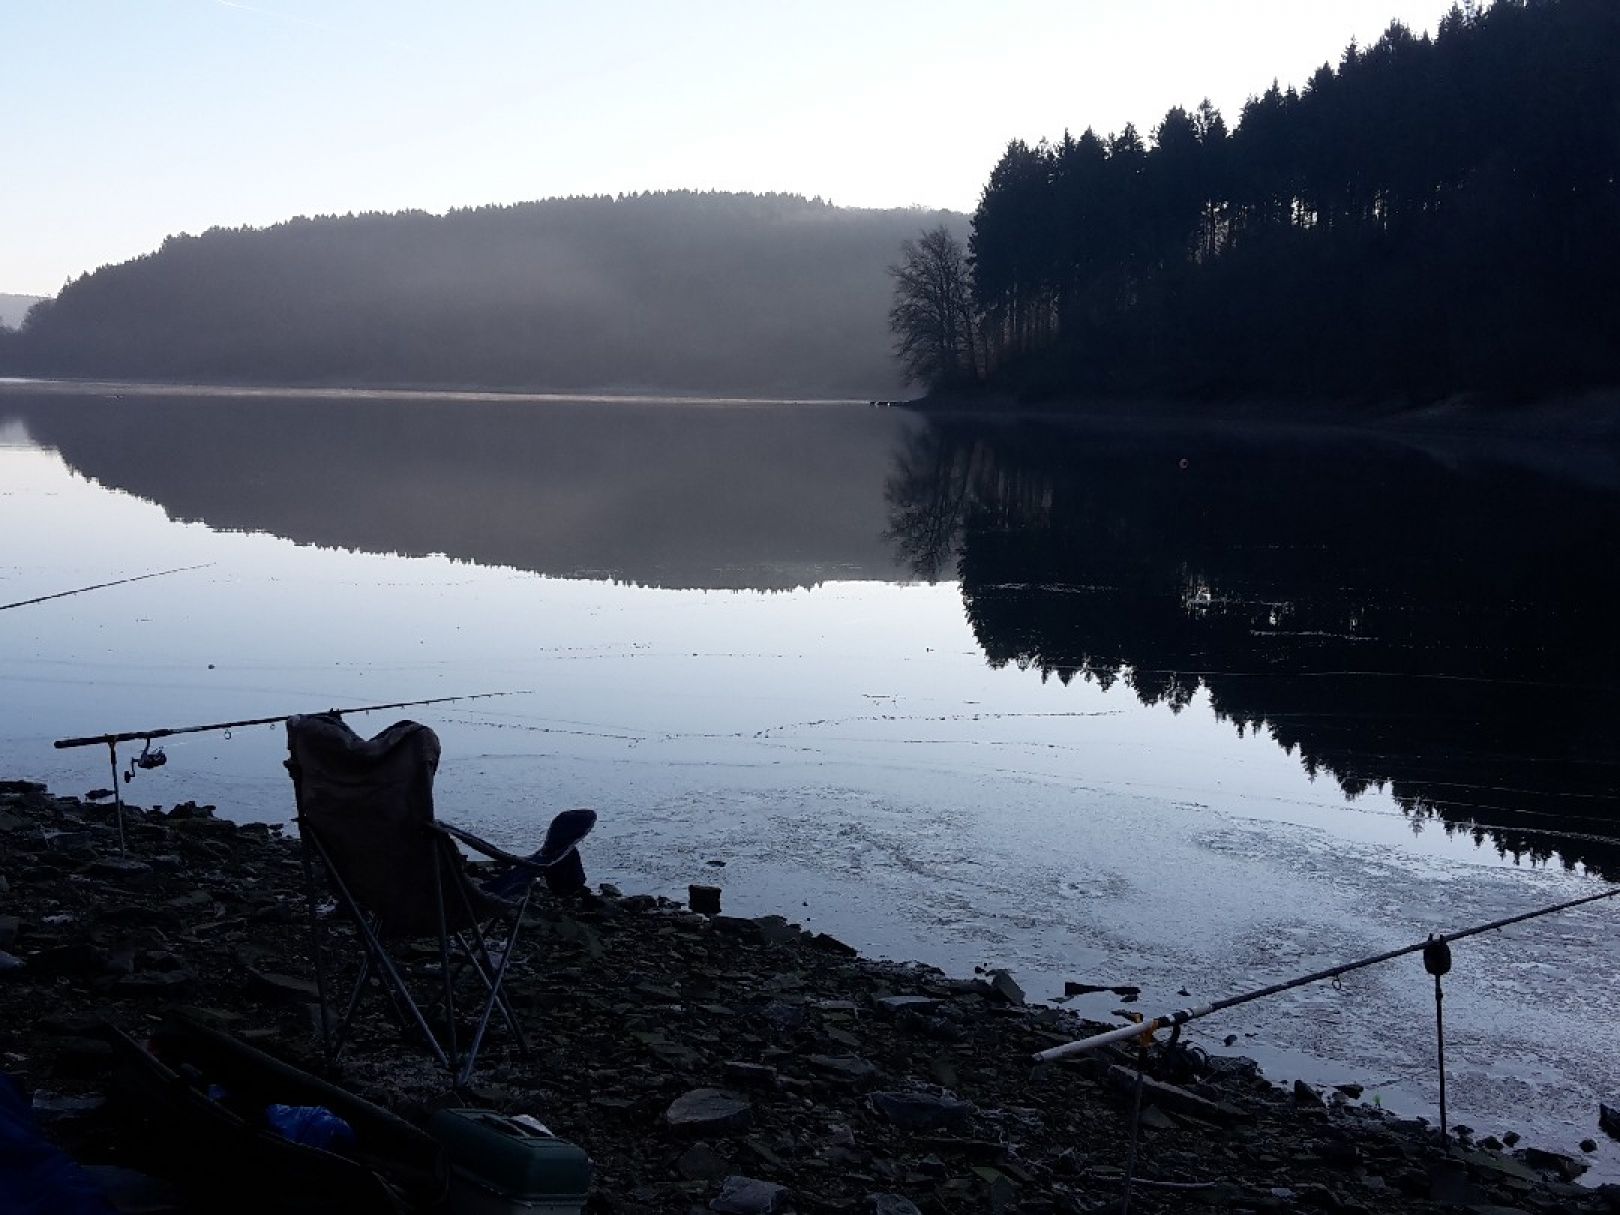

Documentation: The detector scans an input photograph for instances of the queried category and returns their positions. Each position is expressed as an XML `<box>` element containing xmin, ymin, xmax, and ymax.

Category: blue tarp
<box><xmin>0</xmin><ymin>1075</ymin><xmax>113</xmax><ymax>1215</ymax></box>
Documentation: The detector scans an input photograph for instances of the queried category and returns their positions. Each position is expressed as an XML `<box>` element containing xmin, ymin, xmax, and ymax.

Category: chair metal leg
<box><xmin>432</xmin><ymin>850</ymin><xmax>459</xmax><ymax>1067</ymax></box>
<box><xmin>298</xmin><ymin>830</ymin><xmax>335</xmax><ymax>1064</ymax></box>
<box><xmin>332</xmin><ymin>951</ymin><xmax>372</xmax><ymax>1058</ymax></box>
<box><xmin>307</xmin><ymin>832</ymin><xmax>450</xmax><ymax>1069</ymax></box>
<box><xmin>452</xmin><ymin>925</ymin><xmax>528</xmax><ymax>1048</ymax></box>
<box><xmin>457</xmin><ymin>901</ymin><xmax>530</xmax><ymax>1087</ymax></box>
<box><xmin>298</xmin><ymin>827</ymin><xmax>542</xmax><ymax>1083</ymax></box>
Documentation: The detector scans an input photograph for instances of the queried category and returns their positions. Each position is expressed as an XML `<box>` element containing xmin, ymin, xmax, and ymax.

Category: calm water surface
<box><xmin>2</xmin><ymin>385</ymin><xmax>1617</xmax><ymax>1176</ymax></box>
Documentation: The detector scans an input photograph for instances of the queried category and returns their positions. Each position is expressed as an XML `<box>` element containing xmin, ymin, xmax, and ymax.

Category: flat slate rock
<box><xmin>869</xmin><ymin>1091</ymin><xmax>974</xmax><ymax>1131</ymax></box>
<box><xmin>808</xmin><ymin>1054</ymin><xmax>878</xmax><ymax>1082</ymax></box>
<box><xmin>31</xmin><ymin>1091</ymin><xmax>106</xmax><ymax>1120</ymax></box>
<box><xmin>678</xmin><ymin>1143</ymin><xmax>730</xmax><ymax>1181</ymax></box>
<box><xmin>666</xmin><ymin>1088</ymin><xmax>753</xmax><ymax>1137</ymax></box>
<box><xmin>723</xmin><ymin>1061</ymin><xmax>778</xmax><ymax>1090</ymax></box>
<box><xmin>246</xmin><ymin>968</ymin><xmax>319</xmax><ymax>1004</ymax></box>
<box><xmin>86</xmin><ymin>858</ymin><xmax>154</xmax><ymax>882</ymax></box>
<box><xmin>710</xmin><ymin>1174</ymin><xmax>788</xmax><ymax>1214</ymax></box>
<box><xmin>875</xmin><ymin>995</ymin><xmax>940</xmax><ymax>1015</ymax></box>
<box><xmin>113</xmin><ymin>969</ymin><xmax>194</xmax><ymax>995</ymax></box>
<box><xmin>986</xmin><ymin>970</ymin><xmax>1024</xmax><ymax>1004</ymax></box>
<box><xmin>1106</xmin><ymin>1066</ymin><xmax>1248</xmax><ymax>1123</ymax></box>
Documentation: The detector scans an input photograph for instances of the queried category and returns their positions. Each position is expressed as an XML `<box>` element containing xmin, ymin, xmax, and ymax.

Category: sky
<box><xmin>2</xmin><ymin>0</ymin><xmax>1462</xmax><ymax>297</ymax></box>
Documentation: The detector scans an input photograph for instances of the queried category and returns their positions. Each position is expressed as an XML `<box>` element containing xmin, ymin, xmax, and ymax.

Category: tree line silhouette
<box><xmin>885</xmin><ymin>416</ymin><xmax>1620</xmax><ymax>877</ymax></box>
<box><xmin>0</xmin><ymin>192</ymin><xmax>964</xmax><ymax>397</ymax></box>
<box><xmin>893</xmin><ymin>0</ymin><xmax>1620</xmax><ymax>404</ymax></box>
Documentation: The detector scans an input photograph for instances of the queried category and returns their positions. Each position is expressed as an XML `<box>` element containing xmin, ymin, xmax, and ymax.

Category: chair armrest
<box><xmin>434</xmin><ymin>821</ymin><xmax>539</xmax><ymax>871</ymax></box>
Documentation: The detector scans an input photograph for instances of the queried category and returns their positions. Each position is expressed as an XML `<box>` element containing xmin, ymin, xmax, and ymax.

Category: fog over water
<box><xmin>1</xmin><ymin>385</ymin><xmax>1617</xmax><ymax>1177</ymax></box>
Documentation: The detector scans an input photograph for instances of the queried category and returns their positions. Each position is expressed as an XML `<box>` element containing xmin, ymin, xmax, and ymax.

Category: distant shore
<box><xmin>10</xmin><ymin>376</ymin><xmax>1620</xmax><ymax>442</ymax></box>
<box><xmin>905</xmin><ymin>387</ymin><xmax>1620</xmax><ymax>440</ymax></box>
<box><xmin>0</xmin><ymin>375</ymin><xmax>869</xmax><ymax>409</ymax></box>
<box><xmin>3</xmin><ymin>778</ymin><xmax>1615</xmax><ymax>1211</ymax></box>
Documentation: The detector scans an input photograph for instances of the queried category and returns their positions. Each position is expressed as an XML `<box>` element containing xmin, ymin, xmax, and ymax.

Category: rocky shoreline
<box><xmin>2</xmin><ymin>779</ymin><xmax>1616</xmax><ymax>1214</ymax></box>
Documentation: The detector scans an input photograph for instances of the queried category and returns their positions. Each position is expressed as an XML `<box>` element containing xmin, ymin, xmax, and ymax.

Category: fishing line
<box><xmin>0</xmin><ymin>563</ymin><xmax>213</xmax><ymax>611</ymax></box>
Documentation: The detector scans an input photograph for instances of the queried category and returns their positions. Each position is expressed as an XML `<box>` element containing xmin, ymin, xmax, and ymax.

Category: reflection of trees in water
<box><xmin>6</xmin><ymin>392</ymin><xmax>910</xmax><ymax>592</ymax></box>
<box><xmin>886</xmin><ymin>418</ymin><xmax>1620</xmax><ymax>878</ymax></box>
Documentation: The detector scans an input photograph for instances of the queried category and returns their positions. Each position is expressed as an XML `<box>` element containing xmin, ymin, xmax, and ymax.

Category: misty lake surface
<box><xmin>2</xmin><ymin>383</ymin><xmax>1618</xmax><ymax>1175</ymax></box>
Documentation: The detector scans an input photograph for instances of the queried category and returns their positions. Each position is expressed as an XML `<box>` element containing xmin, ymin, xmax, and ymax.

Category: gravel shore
<box><xmin>2</xmin><ymin>779</ymin><xmax>1615</xmax><ymax>1214</ymax></box>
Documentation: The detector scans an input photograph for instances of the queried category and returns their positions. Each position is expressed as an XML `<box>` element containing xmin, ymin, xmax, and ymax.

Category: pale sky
<box><xmin>2</xmin><ymin>0</ymin><xmax>1460</xmax><ymax>296</ymax></box>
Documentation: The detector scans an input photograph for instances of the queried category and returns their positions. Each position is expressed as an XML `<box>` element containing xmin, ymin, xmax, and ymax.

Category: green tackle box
<box><xmin>426</xmin><ymin>1109</ymin><xmax>591</xmax><ymax>1214</ymax></box>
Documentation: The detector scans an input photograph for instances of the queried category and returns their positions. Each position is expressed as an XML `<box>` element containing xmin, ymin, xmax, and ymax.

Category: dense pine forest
<box><xmin>0</xmin><ymin>193</ymin><xmax>962</xmax><ymax>397</ymax></box>
<box><xmin>894</xmin><ymin>0</ymin><xmax>1620</xmax><ymax>405</ymax></box>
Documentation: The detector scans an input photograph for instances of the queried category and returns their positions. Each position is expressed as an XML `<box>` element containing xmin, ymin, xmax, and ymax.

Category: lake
<box><xmin>2</xmin><ymin>382</ymin><xmax>1617</xmax><ymax>1175</ymax></box>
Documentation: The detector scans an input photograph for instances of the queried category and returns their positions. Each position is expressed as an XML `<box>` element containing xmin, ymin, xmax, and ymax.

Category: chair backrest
<box><xmin>286</xmin><ymin>714</ymin><xmax>475</xmax><ymax>938</ymax></box>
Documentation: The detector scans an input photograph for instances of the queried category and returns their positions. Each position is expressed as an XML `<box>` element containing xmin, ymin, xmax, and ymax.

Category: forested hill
<box><xmin>0</xmin><ymin>193</ymin><xmax>963</xmax><ymax>397</ymax></box>
<box><xmin>952</xmin><ymin>0</ymin><xmax>1620</xmax><ymax>405</ymax></box>
<box><xmin>0</xmin><ymin>294</ymin><xmax>42</xmax><ymax>329</ymax></box>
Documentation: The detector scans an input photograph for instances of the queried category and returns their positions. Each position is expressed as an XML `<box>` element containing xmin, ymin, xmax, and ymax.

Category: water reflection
<box><xmin>1</xmin><ymin>389</ymin><xmax>914</xmax><ymax>591</ymax></box>
<box><xmin>6</xmin><ymin>387</ymin><xmax>1618</xmax><ymax>879</ymax></box>
<box><xmin>885</xmin><ymin>416</ymin><xmax>1620</xmax><ymax>877</ymax></box>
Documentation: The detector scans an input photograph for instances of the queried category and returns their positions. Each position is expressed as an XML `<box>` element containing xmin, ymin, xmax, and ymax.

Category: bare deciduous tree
<box><xmin>888</xmin><ymin>226</ymin><xmax>982</xmax><ymax>390</ymax></box>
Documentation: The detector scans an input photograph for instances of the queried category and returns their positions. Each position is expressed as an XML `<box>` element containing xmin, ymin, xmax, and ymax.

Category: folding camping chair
<box><xmin>285</xmin><ymin>713</ymin><xmax>577</xmax><ymax>1086</ymax></box>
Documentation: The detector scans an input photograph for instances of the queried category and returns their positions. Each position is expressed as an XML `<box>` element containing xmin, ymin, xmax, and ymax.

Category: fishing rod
<box><xmin>54</xmin><ymin>690</ymin><xmax>530</xmax><ymax>860</ymax></box>
<box><xmin>1033</xmin><ymin>880</ymin><xmax>1620</xmax><ymax>1063</ymax></box>
<box><xmin>53</xmin><ymin>690</ymin><xmax>531</xmax><ymax>750</ymax></box>
<box><xmin>0</xmin><ymin>563</ymin><xmax>213</xmax><ymax>612</ymax></box>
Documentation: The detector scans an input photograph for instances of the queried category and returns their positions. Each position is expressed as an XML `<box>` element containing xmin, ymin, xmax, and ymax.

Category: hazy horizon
<box><xmin>3</xmin><ymin>0</ymin><xmax>1460</xmax><ymax>295</ymax></box>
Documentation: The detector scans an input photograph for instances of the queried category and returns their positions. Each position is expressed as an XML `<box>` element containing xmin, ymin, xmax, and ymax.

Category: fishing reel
<box><xmin>123</xmin><ymin>738</ymin><xmax>168</xmax><ymax>783</ymax></box>
<box><xmin>1423</xmin><ymin>934</ymin><xmax>1452</xmax><ymax>978</ymax></box>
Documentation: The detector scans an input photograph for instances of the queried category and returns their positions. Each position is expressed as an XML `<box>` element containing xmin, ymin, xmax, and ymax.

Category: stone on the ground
<box><xmin>751</xmin><ymin>916</ymin><xmax>801</xmax><ymax>946</ymax></box>
<box><xmin>31</xmin><ymin>1091</ymin><xmax>106</xmax><ymax>1120</ymax></box>
<box><xmin>710</xmin><ymin>1175</ymin><xmax>788</xmax><ymax>1214</ymax></box>
<box><xmin>246</xmin><ymin>968</ymin><xmax>320</xmax><ymax>1004</ymax></box>
<box><xmin>114</xmin><ymin>968</ymin><xmax>194</xmax><ymax>995</ymax></box>
<box><xmin>867</xmin><ymin>1194</ymin><xmax>922</xmax><ymax>1215</ymax></box>
<box><xmin>810</xmin><ymin>932</ymin><xmax>858</xmax><ymax>956</ymax></box>
<box><xmin>689</xmin><ymin>884</ymin><xmax>722</xmax><ymax>914</ymax></box>
<box><xmin>86</xmin><ymin>858</ymin><xmax>154</xmax><ymax>883</ymax></box>
<box><xmin>809</xmin><ymin>1054</ymin><xmax>877</xmax><ymax>1082</ymax></box>
<box><xmin>677</xmin><ymin>1143</ymin><xmax>729</xmax><ymax>1181</ymax></box>
<box><xmin>875</xmin><ymin>995</ymin><xmax>939</xmax><ymax>1015</ymax></box>
<box><xmin>1138</xmin><ymin>1104</ymin><xmax>1177</xmax><ymax>1130</ymax></box>
<box><xmin>30</xmin><ymin>943</ymin><xmax>108</xmax><ymax>977</ymax></box>
<box><xmin>1295</xmin><ymin>1078</ymin><xmax>1325</xmax><ymax>1107</ymax></box>
<box><xmin>986</xmin><ymin>970</ymin><xmax>1023</xmax><ymax>1004</ymax></box>
<box><xmin>666</xmin><ymin>1089</ymin><xmax>753</xmax><ymax>1137</ymax></box>
<box><xmin>723</xmin><ymin>1061</ymin><xmax>778</xmax><ymax>1090</ymax></box>
<box><xmin>55</xmin><ymin>1037</ymin><xmax>115</xmax><ymax>1077</ymax></box>
<box><xmin>1520</xmin><ymin>1145</ymin><xmax>1586</xmax><ymax>1182</ymax></box>
<box><xmin>869</xmin><ymin>1091</ymin><xmax>974</xmax><ymax>1131</ymax></box>
<box><xmin>1600</xmin><ymin>1102</ymin><xmax>1620</xmax><ymax>1140</ymax></box>
<box><xmin>1106</xmin><ymin>1067</ymin><xmax>1243</xmax><ymax>1123</ymax></box>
